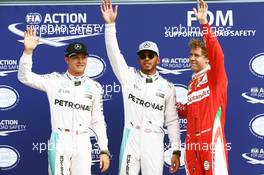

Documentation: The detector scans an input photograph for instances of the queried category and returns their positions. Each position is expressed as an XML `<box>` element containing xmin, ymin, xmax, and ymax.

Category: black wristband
<box><xmin>172</xmin><ymin>150</ymin><xmax>181</xmax><ymax>157</ymax></box>
<box><xmin>100</xmin><ymin>150</ymin><xmax>111</xmax><ymax>157</ymax></box>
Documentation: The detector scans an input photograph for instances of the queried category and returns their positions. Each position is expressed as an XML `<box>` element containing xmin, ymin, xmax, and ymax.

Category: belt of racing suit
<box><xmin>194</xmin><ymin>128</ymin><xmax>211</xmax><ymax>136</ymax></box>
<box><xmin>56</xmin><ymin>127</ymin><xmax>90</xmax><ymax>135</ymax></box>
<box><xmin>125</xmin><ymin>121</ymin><xmax>165</xmax><ymax>135</ymax></box>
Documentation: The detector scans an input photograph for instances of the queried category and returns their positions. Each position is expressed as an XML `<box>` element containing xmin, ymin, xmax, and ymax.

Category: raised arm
<box><xmin>101</xmin><ymin>0</ymin><xmax>130</xmax><ymax>84</ymax></box>
<box><xmin>194</xmin><ymin>0</ymin><xmax>227</xmax><ymax>85</ymax></box>
<box><xmin>18</xmin><ymin>28</ymin><xmax>51</xmax><ymax>92</ymax></box>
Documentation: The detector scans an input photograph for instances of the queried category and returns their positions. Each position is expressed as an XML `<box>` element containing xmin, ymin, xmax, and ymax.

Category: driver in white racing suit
<box><xmin>101</xmin><ymin>0</ymin><xmax>181</xmax><ymax>174</ymax></box>
<box><xmin>18</xmin><ymin>28</ymin><xmax>110</xmax><ymax>175</ymax></box>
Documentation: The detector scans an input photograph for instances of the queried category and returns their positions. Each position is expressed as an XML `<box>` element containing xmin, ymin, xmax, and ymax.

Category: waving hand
<box><xmin>193</xmin><ymin>0</ymin><xmax>208</xmax><ymax>25</ymax></box>
<box><xmin>24</xmin><ymin>27</ymin><xmax>39</xmax><ymax>54</ymax></box>
<box><xmin>100</xmin><ymin>0</ymin><xmax>118</xmax><ymax>24</ymax></box>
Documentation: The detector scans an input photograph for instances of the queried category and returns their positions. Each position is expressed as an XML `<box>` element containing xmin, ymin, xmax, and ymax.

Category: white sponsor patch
<box><xmin>204</xmin><ymin>160</ymin><xmax>210</xmax><ymax>170</ymax></box>
<box><xmin>187</xmin><ymin>86</ymin><xmax>210</xmax><ymax>105</ymax></box>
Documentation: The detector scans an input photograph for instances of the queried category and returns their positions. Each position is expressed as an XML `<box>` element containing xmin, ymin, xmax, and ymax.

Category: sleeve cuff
<box><xmin>105</xmin><ymin>23</ymin><xmax>116</xmax><ymax>29</ymax></box>
<box><xmin>171</xmin><ymin>142</ymin><xmax>181</xmax><ymax>151</ymax></box>
<box><xmin>99</xmin><ymin>145</ymin><xmax>108</xmax><ymax>151</ymax></box>
<box><xmin>201</xmin><ymin>23</ymin><xmax>209</xmax><ymax>28</ymax></box>
<box><xmin>20</xmin><ymin>52</ymin><xmax>33</xmax><ymax>64</ymax></box>
<box><xmin>201</xmin><ymin>23</ymin><xmax>210</xmax><ymax>31</ymax></box>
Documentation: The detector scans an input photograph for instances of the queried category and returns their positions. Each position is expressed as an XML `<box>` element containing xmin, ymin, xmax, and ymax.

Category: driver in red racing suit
<box><xmin>176</xmin><ymin>1</ymin><xmax>229</xmax><ymax>175</ymax></box>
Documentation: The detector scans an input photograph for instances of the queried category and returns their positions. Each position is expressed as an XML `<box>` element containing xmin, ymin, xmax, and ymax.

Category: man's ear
<box><xmin>157</xmin><ymin>56</ymin><xmax>160</xmax><ymax>64</ymax></box>
<box><xmin>65</xmin><ymin>57</ymin><xmax>69</xmax><ymax>64</ymax></box>
<box><xmin>206</xmin><ymin>58</ymin><xmax>209</xmax><ymax>64</ymax></box>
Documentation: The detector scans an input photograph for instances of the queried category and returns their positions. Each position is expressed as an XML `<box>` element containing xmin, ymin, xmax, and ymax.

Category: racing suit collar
<box><xmin>139</xmin><ymin>71</ymin><xmax>159</xmax><ymax>83</ymax></box>
<box><xmin>192</xmin><ymin>65</ymin><xmax>211</xmax><ymax>80</ymax></box>
<box><xmin>65</xmin><ymin>71</ymin><xmax>86</xmax><ymax>86</ymax></box>
<box><xmin>65</xmin><ymin>71</ymin><xmax>85</xmax><ymax>80</ymax></box>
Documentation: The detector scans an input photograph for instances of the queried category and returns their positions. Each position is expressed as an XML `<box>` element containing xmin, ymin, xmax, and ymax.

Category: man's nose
<box><xmin>145</xmin><ymin>57</ymin><xmax>150</xmax><ymax>61</ymax></box>
<box><xmin>77</xmin><ymin>57</ymin><xmax>85</xmax><ymax>62</ymax></box>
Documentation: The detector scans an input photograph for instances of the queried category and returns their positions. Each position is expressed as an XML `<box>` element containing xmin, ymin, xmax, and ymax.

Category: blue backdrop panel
<box><xmin>0</xmin><ymin>2</ymin><xmax>263</xmax><ymax>175</ymax></box>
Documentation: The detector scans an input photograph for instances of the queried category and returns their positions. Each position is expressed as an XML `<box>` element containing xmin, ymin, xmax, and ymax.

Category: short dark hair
<box><xmin>188</xmin><ymin>39</ymin><xmax>208</xmax><ymax>58</ymax></box>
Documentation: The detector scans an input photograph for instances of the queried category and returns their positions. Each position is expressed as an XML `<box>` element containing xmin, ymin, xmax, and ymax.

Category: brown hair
<box><xmin>188</xmin><ymin>39</ymin><xmax>208</xmax><ymax>58</ymax></box>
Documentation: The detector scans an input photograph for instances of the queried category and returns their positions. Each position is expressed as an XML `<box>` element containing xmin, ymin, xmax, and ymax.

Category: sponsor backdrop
<box><xmin>0</xmin><ymin>1</ymin><xmax>263</xmax><ymax>175</ymax></box>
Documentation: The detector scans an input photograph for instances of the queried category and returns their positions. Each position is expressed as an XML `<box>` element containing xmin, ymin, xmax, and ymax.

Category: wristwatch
<box><xmin>172</xmin><ymin>150</ymin><xmax>181</xmax><ymax>157</ymax></box>
<box><xmin>100</xmin><ymin>150</ymin><xmax>111</xmax><ymax>157</ymax></box>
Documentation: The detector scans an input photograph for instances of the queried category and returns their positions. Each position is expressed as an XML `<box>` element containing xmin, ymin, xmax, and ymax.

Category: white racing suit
<box><xmin>105</xmin><ymin>23</ymin><xmax>180</xmax><ymax>175</ymax></box>
<box><xmin>18</xmin><ymin>53</ymin><xmax>108</xmax><ymax>175</ymax></box>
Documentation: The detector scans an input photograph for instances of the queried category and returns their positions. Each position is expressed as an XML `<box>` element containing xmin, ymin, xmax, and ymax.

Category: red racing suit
<box><xmin>178</xmin><ymin>24</ymin><xmax>229</xmax><ymax>175</ymax></box>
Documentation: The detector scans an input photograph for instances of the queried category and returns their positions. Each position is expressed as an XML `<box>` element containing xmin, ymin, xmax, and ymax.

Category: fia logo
<box><xmin>25</xmin><ymin>13</ymin><xmax>42</xmax><ymax>24</ymax></box>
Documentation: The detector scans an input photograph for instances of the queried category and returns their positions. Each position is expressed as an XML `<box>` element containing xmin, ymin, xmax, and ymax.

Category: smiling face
<box><xmin>189</xmin><ymin>47</ymin><xmax>209</xmax><ymax>73</ymax></box>
<box><xmin>137</xmin><ymin>50</ymin><xmax>160</xmax><ymax>75</ymax></box>
<box><xmin>65</xmin><ymin>53</ymin><xmax>87</xmax><ymax>76</ymax></box>
<box><xmin>188</xmin><ymin>39</ymin><xmax>209</xmax><ymax>73</ymax></box>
